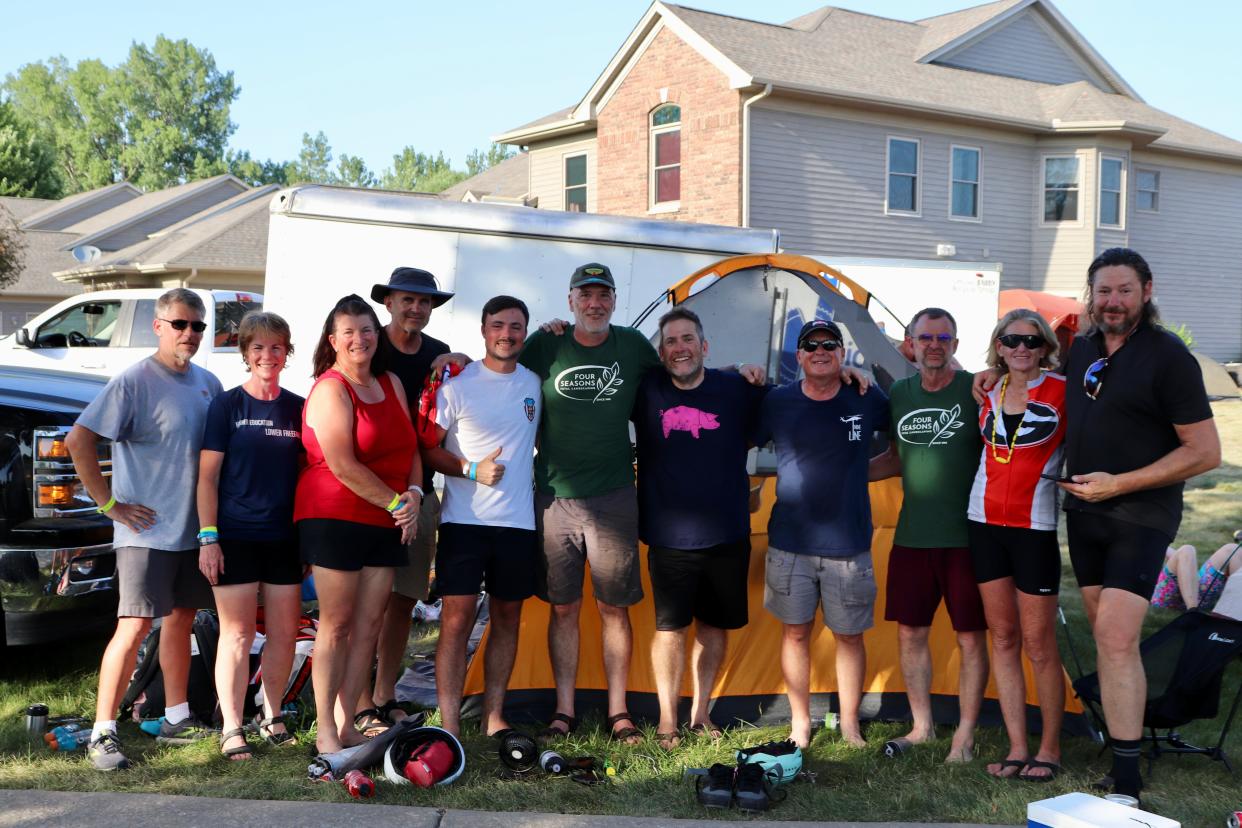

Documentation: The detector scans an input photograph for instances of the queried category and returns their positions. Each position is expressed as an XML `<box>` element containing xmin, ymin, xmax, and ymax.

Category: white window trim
<box><xmin>885</xmin><ymin>135</ymin><xmax>921</xmax><ymax>217</ymax></box>
<box><xmin>947</xmin><ymin>144</ymin><xmax>982</xmax><ymax>223</ymax></box>
<box><xmin>562</xmin><ymin>151</ymin><xmax>588</xmax><ymax>213</ymax></box>
<box><xmin>1039</xmin><ymin>153</ymin><xmax>1083</xmax><ymax>227</ymax></box>
<box><xmin>649</xmin><ymin>107</ymin><xmax>681</xmax><ymax>211</ymax></box>
<box><xmin>1134</xmin><ymin>166</ymin><xmax>1160</xmax><ymax>213</ymax></box>
<box><xmin>1098</xmin><ymin>154</ymin><xmax>1126</xmax><ymax>229</ymax></box>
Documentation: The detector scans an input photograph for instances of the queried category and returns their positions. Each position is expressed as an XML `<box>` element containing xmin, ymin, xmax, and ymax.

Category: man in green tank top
<box><xmin>869</xmin><ymin>307</ymin><xmax>987</xmax><ymax>763</ymax></box>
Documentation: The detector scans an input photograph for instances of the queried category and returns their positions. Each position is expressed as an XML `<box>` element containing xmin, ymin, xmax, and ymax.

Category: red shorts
<box><xmin>884</xmin><ymin>545</ymin><xmax>987</xmax><ymax>631</ymax></box>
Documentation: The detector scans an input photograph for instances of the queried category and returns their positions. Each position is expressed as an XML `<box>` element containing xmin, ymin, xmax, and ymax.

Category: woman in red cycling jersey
<box><xmin>968</xmin><ymin>308</ymin><xmax>1067</xmax><ymax>782</ymax></box>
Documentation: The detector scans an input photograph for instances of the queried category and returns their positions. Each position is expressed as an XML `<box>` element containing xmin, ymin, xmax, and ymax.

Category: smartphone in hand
<box><xmin>1040</xmin><ymin>473</ymin><xmax>1074</xmax><ymax>483</ymax></box>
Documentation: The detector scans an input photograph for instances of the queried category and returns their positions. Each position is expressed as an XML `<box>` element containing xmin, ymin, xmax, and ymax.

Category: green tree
<box><xmin>223</xmin><ymin>149</ymin><xmax>289</xmax><ymax>187</ymax></box>
<box><xmin>4</xmin><ymin>37</ymin><xmax>238</xmax><ymax>192</ymax></box>
<box><xmin>285</xmin><ymin>131</ymin><xmax>334</xmax><ymax>185</ymax></box>
<box><xmin>379</xmin><ymin>147</ymin><xmax>466</xmax><ymax>192</ymax></box>
<box><xmin>0</xmin><ymin>99</ymin><xmax>62</xmax><ymax>198</ymax></box>
<box><xmin>465</xmin><ymin>143</ymin><xmax>516</xmax><ymax>178</ymax></box>
<box><xmin>0</xmin><ymin>206</ymin><xmax>26</xmax><ymax>290</ymax></box>
<box><xmin>335</xmin><ymin>154</ymin><xmax>377</xmax><ymax>188</ymax></box>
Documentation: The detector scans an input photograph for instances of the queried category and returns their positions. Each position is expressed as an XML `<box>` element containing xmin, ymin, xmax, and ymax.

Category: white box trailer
<box><xmin>263</xmin><ymin>186</ymin><xmax>780</xmax><ymax>393</ymax></box>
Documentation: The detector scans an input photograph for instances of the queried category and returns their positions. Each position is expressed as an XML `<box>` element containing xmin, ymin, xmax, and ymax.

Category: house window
<box><xmin>950</xmin><ymin>145</ymin><xmax>981</xmax><ymax>220</ymax></box>
<box><xmin>564</xmin><ymin>154</ymin><xmax>587</xmax><ymax>213</ymax></box>
<box><xmin>887</xmin><ymin>137</ymin><xmax>920</xmax><ymax>214</ymax></box>
<box><xmin>1099</xmin><ymin>156</ymin><xmax>1124</xmax><ymax>227</ymax></box>
<box><xmin>1136</xmin><ymin>168</ymin><xmax>1160</xmax><ymax>212</ymax></box>
<box><xmin>650</xmin><ymin>104</ymin><xmax>681</xmax><ymax>207</ymax></box>
<box><xmin>1043</xmin><ymin>155</ymin><xmax>1080</xmax><ymax>222</ymax></box>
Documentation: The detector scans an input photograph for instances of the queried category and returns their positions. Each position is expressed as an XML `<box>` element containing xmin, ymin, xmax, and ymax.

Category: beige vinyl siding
<box><xmin>93</xmin><ymin>182</ymin><xmax>247</xmax><ymax>251</ymax></box>
<box><xmin>937</xmin><ymin>9</ymin><xmax>1109</xmax><ymax>90</ymax></box>
<box><xmin>1129</xmin><ymin>161</ymin><xmax>1242</xmax><ymax>361</ymax></box>
<box><xmin>528</xmin><ymin>135</ymin><xmax>598</xmax><ymax>212</ymax></box>
<box><xmin>1031</xmin><ymin>148</ymin><xmax>1095</xmax><ymax>296</ymax></box>
<box><xmin>748</xmin><ymin>107</ymin><xmax>1033</xmax><ymax>287</ymax></box>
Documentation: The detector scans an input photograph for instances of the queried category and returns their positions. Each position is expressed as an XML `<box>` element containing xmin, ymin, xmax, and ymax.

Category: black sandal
<box><xmin>537</xmin><ymin>712</ymin><xmax>578</xmax><ymax>743</ymax></box>
<box><xmin>220</xmin><ymin>727</ymin><xmax>254</xmax><ymax>760</ymax></box>
<box><xmin>256</xmin><ymin>715</ymin><xmax>294</xmax><ymax>747</ymax></box>
<box><xmin>353</xmin><ymin>708</ymin><xmax>390</xmax><ymax>738</ymax></box>
<box><xmin>376</xmin><ymin>699</ymin><xmax>407</xmax><ymax>723</ymax></box>
<box><xmin>606</xmin><ymin>711</ymin><xmax>643</xmax><ymax>744</ymax></box>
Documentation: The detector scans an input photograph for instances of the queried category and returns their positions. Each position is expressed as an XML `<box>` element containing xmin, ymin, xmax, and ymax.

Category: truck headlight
<box><xmin>37</xmin><ymin>479</ymin><xmax>84</xmax><ymax>508</ymax></box>
<box><xmin>36</xmin><ymin>435</ymin><xmax>71</xmax><ymax>459</ymax></box>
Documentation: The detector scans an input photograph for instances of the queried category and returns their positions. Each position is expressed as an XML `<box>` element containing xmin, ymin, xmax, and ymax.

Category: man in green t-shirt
<box><xmin>869</xmin><ymin>307</ymin><xmax>987</xmax><ymax>763</ymax></box>
<box><xmin>519</xmin><ymin>262</ymin><xmax>661</xmax><ymax>744</ymax></box>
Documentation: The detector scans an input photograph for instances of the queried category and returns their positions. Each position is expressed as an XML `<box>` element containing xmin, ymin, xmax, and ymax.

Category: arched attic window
<box><xmin>650</xmin><ymin>104</ymin><xmax>681</xmax><ymax>209</ymax></box>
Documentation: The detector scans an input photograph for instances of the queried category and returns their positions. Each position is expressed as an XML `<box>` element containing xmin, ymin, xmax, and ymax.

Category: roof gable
<box><xmin>20</xmin><ymin>182</ymin><xmax>143</xmax><ymax>231</ymax></box>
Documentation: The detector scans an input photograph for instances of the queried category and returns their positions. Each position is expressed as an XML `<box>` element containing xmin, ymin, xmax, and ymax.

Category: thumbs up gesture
<box><xmin>475</xmin><ymin>446</ymin><xmax>506</xmax><ymax>486</ymax></box>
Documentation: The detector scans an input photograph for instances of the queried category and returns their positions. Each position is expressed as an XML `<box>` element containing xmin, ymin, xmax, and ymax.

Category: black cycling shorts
<box><xmin>967</xmin><ymin>521</ymin><xmax>1061</xmax><ymax>597</ymax></box>
<box><xmin>1066</xmin><ymin>511</ymin><xmax>1170</xmax><ymax>600</ymax></box>
<box><xmin>648</xmin><ymin>540</ymin><xmax>750</xmax><ymax>631</ymax></box>
<box><xmin>216</xmin><ymin>536</ymin><xmax>302</xmax><ymax>586</ymax></box>
<box><xmin>298</xmin><ymin>518</ymin><xmax>407</xmax><ymax>571</ymax></box>
<box><xmin>435</xmin><ymin>522</ymin><xmax>538</xmax><ymax>601</ymax></box>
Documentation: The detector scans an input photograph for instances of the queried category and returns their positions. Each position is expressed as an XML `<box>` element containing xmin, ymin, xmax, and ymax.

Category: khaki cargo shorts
<box><xmin>763</xmin><ymin>546</ymin><xmax>876</xmax><ymax>635</ymax></box>
<box><xmin>536</xmin><ymin>486</ymin><xmax>642</xmax><ymax>607</ymax></box>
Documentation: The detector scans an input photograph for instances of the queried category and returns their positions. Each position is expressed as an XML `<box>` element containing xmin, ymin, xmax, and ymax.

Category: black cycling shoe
<box><xmin>733</xmin><ymin>762</ymin><xmax>771</xmax><ymax>812</ymax></box>
<box><xmin>696</xmin><ymin>763</ymin><xmax>735</xmax><ymax>809</ymax></box>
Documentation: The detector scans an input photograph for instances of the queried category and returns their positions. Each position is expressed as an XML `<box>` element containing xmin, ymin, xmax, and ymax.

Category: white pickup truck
<box><xmin>0</xmin><ymin>288</ymin><xmax>262</xmax><ymax>389</ymax></box>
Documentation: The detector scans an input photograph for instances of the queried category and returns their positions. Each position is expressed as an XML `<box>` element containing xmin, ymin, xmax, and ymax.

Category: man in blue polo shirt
<box><xmin>756</xmin><ymin>319</ymin><xmax>889</xmax><ymax>749</ymax></box>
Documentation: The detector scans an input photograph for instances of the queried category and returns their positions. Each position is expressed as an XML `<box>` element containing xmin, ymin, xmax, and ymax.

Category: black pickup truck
<box><xmin>0</xmin><ymin>365</ymin><xmax>116</xmax><ymax>647</ymax></box>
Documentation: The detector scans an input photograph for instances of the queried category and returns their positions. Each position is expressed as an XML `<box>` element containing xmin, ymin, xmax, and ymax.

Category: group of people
<box><xmin>65</xmin><ymin>249</ymin><xmax>1219</xmax><ymax>805</ymax></box>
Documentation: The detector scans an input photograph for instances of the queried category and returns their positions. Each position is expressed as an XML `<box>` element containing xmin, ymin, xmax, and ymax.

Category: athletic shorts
<box><xmin>1067</xmin><ymin>511</ymin><xmax>1170</xmax><ymax>600</ymax></box>
<box><xmin>115</xmin><ymin>547</ymin><xmax>215</xmax><ymax>619</ymax></box>
<box><xmin>967</xmin><ymin>521</ymin><xmax>1062</xmax><ymax>597</ymax></box>
<box><xmin>435</xmin><ymin>522</ymin><xmax>538</xmax><ymax>602</ymax></box>
<box><xmin>1151</xmin><ymin>561</ymin><xmax>1226</xmax><ymax>612</ymax></box>
<box><xmin>536</xmin><ymin>487</ymin><xmax>642</xmax><ymax>607</ymax></box>
<box><xmin>884</xmin><ymin>544</ymin><xmax>987</xmax><ymax>631</ymax></box>
<box><xmin>763</xmin><ymin>546</ymin><xmax>875</xmax><ymax>635</ymax></box>
<box><xmin>648</xmin><ymin>540</ymin><xmax>750</xmax><ymax>631</ymax></box>
<box><xmin>298</xmin><ymin>518</ymin><xmax>407</xmax><ymax>571</ymax></box>
<box><xmin>215</xmin><ymin>536</ymin><xmax>302</xmax><ymax>587</ymax></box>
<box><xmin>392</xmin><ymin>490</ymin><xmax>441</xmax><ymax>600</ymax></box>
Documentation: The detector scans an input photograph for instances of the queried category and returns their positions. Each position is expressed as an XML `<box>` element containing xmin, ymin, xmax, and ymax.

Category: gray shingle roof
<box><xmin>59</xmin><ymin>175</ymin><xmax>246</xmax><ymax>242</ymax></box>
<box><xmin>5</xmin><ymin>229</ymin><xmax>83</xmax><ymax>297</ymax></box>
<box><xmin>20</xmin><ymin>182</ymin><xmax>141</xmax><ymax>230</ymax></box>
<box><xmin>0</xmin><ymin>196</ymin><xmax>57</xmax><ymax>222</ymax></box>
<box><xmin>914</xmin><ymin>0</ymin><xmax>1026</xmax><ymax>58</ymax></box>
<box><xmin>440</xmin><ymin>153</ymin><xmax>530</xmax><ymax>202</ymax></box>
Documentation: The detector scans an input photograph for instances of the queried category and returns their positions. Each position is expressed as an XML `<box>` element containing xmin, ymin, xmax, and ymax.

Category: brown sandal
<box><xmin>537</xmin><ymin>712</ymin><xmax>578</xmax><ymax>743</ymax></box>
<box><xmin>606</xmin><ymin>712</ymin><xmax>643</xmax><ymax>744</ymax></box>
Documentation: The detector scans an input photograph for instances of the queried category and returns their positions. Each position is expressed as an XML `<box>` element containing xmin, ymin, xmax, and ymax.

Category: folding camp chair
<box><xmin>1060</xmin><ymin>539</ymin><xmax>1242</xmax><ymax>774</ymax></box>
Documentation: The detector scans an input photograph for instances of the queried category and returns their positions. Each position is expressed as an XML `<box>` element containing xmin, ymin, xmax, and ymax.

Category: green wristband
<box><xmin>385</xmin><ymin>493</ymin><xmax>401</xmax><ymax>512</ymax></box>
<box><xmin>97</xmin><ymin>495</ymin><xmax>116</xmax><ymax>514</ymax></box>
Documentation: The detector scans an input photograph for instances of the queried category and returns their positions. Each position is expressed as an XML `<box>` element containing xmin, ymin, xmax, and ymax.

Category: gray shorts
<box><xmin>537</xmin><ymin>486</ymin><xmax>642</xmax><ymax>607</ymax></box>
<box><xmin>392</xmin><ymin>490</ymin><xmax>441</xmax><ymax>600</ymax></box>
<box><xmin>115</xmin><ymin>546</ymin><xmax>215</xmax><ymax>619</ymax></box>
<box><xmin>763</xmin><ymin>546</ymin><xmax>876</xmax><ymax>635</ymax></box>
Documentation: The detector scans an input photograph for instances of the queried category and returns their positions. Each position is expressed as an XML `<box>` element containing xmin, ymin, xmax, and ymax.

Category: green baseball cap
<box><xmin>569</xmin><ymin>262</ymin><xmax>615</xmax><ymax>290</ymax></box>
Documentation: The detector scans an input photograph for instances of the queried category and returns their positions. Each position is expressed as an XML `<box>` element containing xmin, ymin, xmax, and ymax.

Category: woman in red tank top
<box><xmin>294</xmin><ymin>295</ymin><xmax>422</xmax><ymax>755</ymax></box>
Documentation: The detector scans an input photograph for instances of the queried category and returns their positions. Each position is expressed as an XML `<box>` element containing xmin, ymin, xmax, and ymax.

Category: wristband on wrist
<box><xmin>461</xmin><ymin>458</ymin><xmax>470</xmax><ymax>477</ymax></box>
<box><xmin>97</xmin><ymin>495</ymin><xmax>117</xmax><ymax>514</ymax></box>
<box><xmin>468</xmin><ymin>462</ymin><xmax>478</xmax><ymax>481</ymax></box>
<box><xmin>407</xmin><ymin>485</ymin><xmax>424</xmax><ymax>498</ymax></box>
<box><xmin>199</xmin><ymin>525</ymin><xmax>218</xmax><ymax>535</ymax></box>
<box><xmin>385</xmin><ymin>492</ymin><xmax>401</xmax><ymax>512</ymax></box>
<box><xmin>199</xmin><ymin>535</ymin><xmax>219</xmax><ymax>547</ymax></box>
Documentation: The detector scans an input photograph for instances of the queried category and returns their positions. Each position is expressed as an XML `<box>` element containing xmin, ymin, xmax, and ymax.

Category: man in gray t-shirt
<box><xmin>67</xmin><ymin>288</ymin><xmax>223</xmax><ymax>771</ymax></box>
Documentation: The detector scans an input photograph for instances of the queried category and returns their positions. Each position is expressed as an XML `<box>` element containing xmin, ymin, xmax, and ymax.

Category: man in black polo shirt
<box><xmin>1059</xmin><ymin>248</ymin><xmax>1220</xmax><ymax>800</ymax></box>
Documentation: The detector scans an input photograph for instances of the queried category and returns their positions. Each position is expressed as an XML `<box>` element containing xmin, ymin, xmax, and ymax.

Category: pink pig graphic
<box><xmin>661</xmin><ymin>406</ymin><xmax>720</xmax><ymax>438</ymax></box>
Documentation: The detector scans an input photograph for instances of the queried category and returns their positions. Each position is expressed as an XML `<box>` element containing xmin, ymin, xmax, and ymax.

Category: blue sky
<box><xmin>6</xmin><ymin>1</ymin><xmax>1239</xmax><ymax>176</ymax></box>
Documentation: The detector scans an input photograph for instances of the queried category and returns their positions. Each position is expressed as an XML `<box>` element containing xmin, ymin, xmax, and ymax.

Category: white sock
<box><xmin>165</xmin><ymin>702</ymin><xmax>190</xmax><ymax>724</ymax></box>
<box><xmin>92</xmin><ymin>720</ymin><xmax>117</xmax><ymax>741</ymax></box>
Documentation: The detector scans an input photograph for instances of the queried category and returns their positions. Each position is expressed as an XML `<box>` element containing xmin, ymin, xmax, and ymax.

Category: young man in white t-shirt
<box><xmin>422</xmin><ymin>295</ymin><xmax>542</xmax><ymax>737</ymax></box>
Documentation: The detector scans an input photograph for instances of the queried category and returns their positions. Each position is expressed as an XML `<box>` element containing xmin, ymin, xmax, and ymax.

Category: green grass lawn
<box><xmin>2</xmin><ymin>401</ymin><xmax>1239</xmax><ymax>825</ymax></box>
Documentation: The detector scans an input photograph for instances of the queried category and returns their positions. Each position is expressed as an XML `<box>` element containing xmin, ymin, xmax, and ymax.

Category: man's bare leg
<box><xmin>598</xmin><ymin>599</ymin><xmax>638</xmax><ymax>743</ymax></box>
<box><xmin>781</xmin><ymin>621</ymin><xmax>813</xmax><ymax>748</ymax></box>
<box><xmin>896</xmin><ymin>624</ymin><xmax>935</xmax><ymax>744</ymax></box>
<box><xmin>368</xmin><ymin>592</ymin><xmax>418</xmax><ymax>719</ymax></box>
<box><xmin>947</xmin><ymin>629</ymin><xmax>987</xmax><ymax>762</ymax></box>
<box><xmin>434</xmin><ymin>595</ymin><xmax>477</xmax><ymax>737</ymax></box>
<box><xmin>1094</xmin><ymin>588</ymin><xmax>1149</xmax><ymax>741</ymax></box>
<box><xmin>835</xmin><ymin>631</ymin><xmax>867</xmax><ymax>747</ymax></box>
<box><xmin>652</xmin><ymin>627</ymin><xmax>687</xmax><ymax>742</ymax></box>
<box><xmin>482</xmin><ymin>598</ymin><xmax>524</xmax><ymax>736</ymax></box>
<box><xmin>96</xmin><ymin>616</ymin><xmax>153</xmax><ymax>723</ymax></box>
<box><xmin>545</xmin><ymin>599</ymin><xmax>581</xmax><ymax>734</ymax></box>
<box><xmin>159</xmin><ymin>606</ymin><xmax>197</xmax><ymax>710</ymax></box>
<box><xmin>689</xmin><ymin>623</ymin><xmax>726</xmax><ymax>730</ymax></box>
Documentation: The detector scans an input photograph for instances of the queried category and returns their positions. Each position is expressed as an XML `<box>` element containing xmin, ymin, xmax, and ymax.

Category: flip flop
<box><xmin>987</xmin><ymin>758</ymin><xmax>1028</xmax><ymax>779</ymax></box>
<box><xmin>1019</xmin><ymin>759</ymin><xmax>1062</xmax><ymax>782</ymax></box>
<box><xmin>882</xmin><ymin>737</ymin><xmax>914</xmax><ymax>758</ymax></box>
<box><xmin>687</xmin><ymin>722</ymin><xmax>724</xmax><ymax>741</ymax></box>
<box><xmin>656</xmin><ymin>731</ymin><xmax>681</xmax><ymax>750</ymax></box>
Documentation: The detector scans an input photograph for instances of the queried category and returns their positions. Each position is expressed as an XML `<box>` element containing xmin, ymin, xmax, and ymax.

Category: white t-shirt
<box><xmin>435</xmin><ymin>360</ymin><xmax>541</xmax><ymax>529</ymax></box>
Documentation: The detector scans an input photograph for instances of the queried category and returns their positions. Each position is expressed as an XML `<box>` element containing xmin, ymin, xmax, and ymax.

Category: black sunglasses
<box><xmin>1083</xmin><ymin>357</ymin><xmax>1109</xmax><ymax>400</ymax></box>
<box><xmin>916</xmin><ymin>333</ymin><xmax>953</xmax><ymax>343</ymax></box>
<box><xmin>800</xmin><ymin>340</ymin><xmax>841</xmax><ymax>353</ymax></box>
<box><xmin>998</xmin><ymin>333</ymin><xmax>1045</xmax><ymax>350</ymax></box>
<box><xmin>158</xmin><ymin>318</ymin><xmax>207</xmax><ymax>333</ymax></box>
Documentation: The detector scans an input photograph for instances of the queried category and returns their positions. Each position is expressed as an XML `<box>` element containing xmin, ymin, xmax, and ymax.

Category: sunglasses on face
<box><xmin>800</xmin><ymin>339</ymin><xmax>841</xmax><ymax>353</ymax></box>
<box><xmin>915</xmin><ymin>333</ymin><xmax>953</xmax><ymax>343</ymax></box>
<box><xmin>998</xmin><ymin>333</ymin><xmax>1045</xmax><ymax>350</ymax></box>
<box><xmin>159</xmin><ymin>318</ymin><xmax>207</xmax><ymax>333</ymax></box>
<box><xmin>1083</xmin><ymin>356</ymin><xmax>1109</xmax><ymax>400</ymax></box>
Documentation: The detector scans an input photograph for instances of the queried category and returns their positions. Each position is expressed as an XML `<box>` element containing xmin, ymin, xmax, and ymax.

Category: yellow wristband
<box><xmin>97</xmin><ymin>495</ymin><xmax>116</xmax><ymax>514</ymax></box>
<box><xmin>385</xmin><ymin>493</ymin><xmax>401</xmax><ymax>512</ymax></box>
<box><xmin>199</xmin><ymin>525</ymin><xmax>218</xmax><ymax>534</ymax></box>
